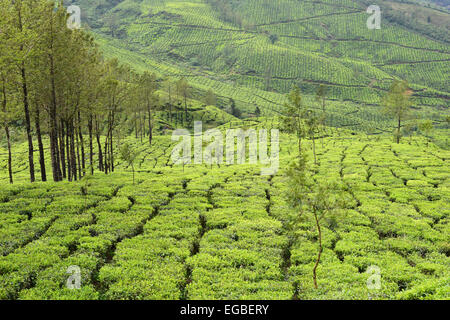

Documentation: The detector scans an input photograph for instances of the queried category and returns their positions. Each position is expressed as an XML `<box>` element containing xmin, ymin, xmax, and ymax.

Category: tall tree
<box><xmin>31</xmin><ymin>93</ymin><xmax>46</xmax><ymax>181</ymax></box>
<box><xmin>11</xmin><ymin>0</ymin><xmax>43</xmax><ymax>182</ymax></box>
<box><xmin>282</xmin><ymin>86</ymin><xmax>305</xmax><ymax>155</ymax></box>
<box><xmin>139</xmin><ymin>72</ymin><xmax>158</xmax><ymax>145</ymax></box>
<box><xmin>0</xmin><ymin>1</ymin><xmax>16</xmax><ymax>184</ymax></box>
<box><xmin>382</xmin><ymin>80</ymin><xmax>413</xmax><ymax>144</ymax></box>
<box><xmin>287</xmin><ymin>153</ymin><xmax>343</xmax><ymax>289</ymax></box>
<box><xmin>0</xmin><ymin>76</ymin><xmax>14</xmax><ymax>184</ymax></box>
<box><xmin>40</xmin><ymin>2</ymin><xmax>70</xmax><ymax>181</ymax></box>
<box><xmin>164</xmin><ymin>78</ymin><xmax>174</xmax><ymax>122</ymax></box>
<box><xmin>176</xmin><ymin>77</ymin><xmax>190</xmax><ymax>125</ymax></box>
<box><xmin>100</xmin><ymin>59</ymin><xmax>129</xmax><ymax>173</ymax></box>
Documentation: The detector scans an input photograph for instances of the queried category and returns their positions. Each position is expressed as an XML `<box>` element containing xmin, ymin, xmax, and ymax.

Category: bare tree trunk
<box><xmin>110</xmin><ymin>109</ymin><xmax>115</xmax><ymax>172</ymax></box>
<box><xmin>95</xmin><ymin>118</ymin><xmax>104</xmax><ymax>172</ymax></box>
<box><xmin>110</xmin><ymin>128</ymin><xmax>114</xmax><ymax>172</ymax></box>
<box><xmin>48</xmin><ymin>12</ymin><xmax>61</xmax><ymax>182</ymax></box>
<box><xmin>70</xmin><ymin>120</ymin><xmax>77</xmax><ymax>181</ymax></box>
<box><xmin>66</xmin><ymin>120</ymin><xmax>71</xmax><ymax>181</ymax></box>
<box><xmin>104</xmin><ymin>111</ymin><xmax>113</xmax><ymax>174</ymax></box>
<box><xmin>313</xmin><ymin>211</ymin><xmax>322</xmax><ymax>289</ymax></box>
<box><xmin>148</xmin><ymin>105</ymin><xmax>152</xmax><ymax>145</ymax></box>
<box><xmin>77</xmin><ymin>111</ymin><xmax>85</xmax><ymax>176</ymax></box>
<box><xmin>104</xmin><ymin>129</ymin><xmax>109</xmax><ymax>174</ymax></box>
<box><xmin>1</xmin><ymin>82</ymin><xmax>13</xmax><ymax>184</ymax></box>
<box><xmin>5</xmin><ymin>124</ymin><xmax>13</xmax><ymax>184</ymax></box>
<box><xmin>88</xmin><ymin>114</ymin><xmax>94</xmax><ymax>175</ymax></box>
<box><xmin>54</xmin><ymin>124</ymin><xmax>61</xmax><ymax>181</ymax></box>
<box><xmin>21</xmin><ymin>66</ymin><xmax>35</xmax><ymax>183</ymax></box>
<box><xmin>142</xmin><ymin>111</ymin><xmax>147</xmax><ymax>138</ymax></box>
<box><xmin>49</xmin><ymin>116</ymin><xmax>60</xmax><ymax>182</ymax></box>
<box><xmin>34</xmin><ymin>105</ymin><xmax>47</xmax><ymax>181</ymax></box>
<box><xmin>76</xmin><ymin>125</ymin><xmax>81</xmax><ymax>180</ymax></box>
<box><xmin>17</xmin><ymin>8</ymin><xmax>34</xmax><ymax>182</ymax></box>
<box><xmin>59</xmin><ymin>119</ymin><xmax>66</xmax><ymax>179</ymax></box>
<box><xmin>397</xmin><ymin>117</ymin><xmax>401</xmax><ymax>144</ymax></box>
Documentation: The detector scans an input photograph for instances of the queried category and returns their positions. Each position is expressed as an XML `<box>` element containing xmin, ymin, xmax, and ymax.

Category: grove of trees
<box><xmin>0</xmin><ymin>0</ymin><xmax>165</xmax><ymax>184</ymax></box>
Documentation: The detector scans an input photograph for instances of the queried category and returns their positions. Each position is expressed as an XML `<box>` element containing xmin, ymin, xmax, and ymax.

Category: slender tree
<box><xmin>282</xmin><ymin>86</ymin><xmax>305</xmax><ymax>156</ymax></box>
<box><xmin>139</xmin><ymin>72</ymin><xmax>158</xmax><ymax>145</ymax></box>
<box><xmin>119</xmin><ymin>142</ymin><xmax>140</xmax><ymax>185</ymax></box>
<box><xmin>419</xmin><ymin>120</ymin><xmax>434</xmax><ymax>147</ymax></box>
<box><xmin>11</xmin><ymin>0</ymin><xmax>41</xmax><ymax>182</ymax></box>
<box><xmin>0</xmin><ymin>4</ymin><xmax>16</xmax><ymax>184</ymax></box>
<box><xmin>287</xmin><ymin>153</ymin><xmax>343</xmax><ymax>289</ymax></box>
<box><xmin>382</xmin><ymin>80</ymin><xmax>413</xmax><ymax>144</ymax></box>
<box><xmin>0</xmin><ymin>76</ymin><xmax>14</xmax><ymax>184</ymax></box>
<box><xmin>305</xmin><ymin>110</ymin><xmax>320</xmax><ymax>165</ymax></box>
<box><xmin>176</xmin><ymin>77</ymin><xmax>190</xmax><ymax>125</ymax></box>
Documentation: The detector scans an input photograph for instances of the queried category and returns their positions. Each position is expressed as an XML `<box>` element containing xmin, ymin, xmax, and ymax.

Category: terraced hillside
<box><xmin>0</xmin><ymin>125</ymin><xmax>448</xmax><ymax>299</ymax></box>
<box><xmin>0</xmin><ymin>0</ymin><xmax>449</xmax><ymax>302</ymax></box>
<box><xmin>69</xmin><ymin>0</ymin><xmax>449</xmax><ymax>129</ymax></box>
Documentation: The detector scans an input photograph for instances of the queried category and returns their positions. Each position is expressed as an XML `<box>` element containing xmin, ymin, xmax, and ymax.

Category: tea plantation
<box><xmin>0</xmin><ymin>125</ymin><xmax>448</xmax><ymax>300</ymax></box>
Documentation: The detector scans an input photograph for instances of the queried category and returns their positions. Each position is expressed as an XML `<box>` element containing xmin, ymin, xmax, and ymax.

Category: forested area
<box><xmin>0</xmin><ymin>0</ymin><xmax>205</xmax><ymax>184</ymax></box>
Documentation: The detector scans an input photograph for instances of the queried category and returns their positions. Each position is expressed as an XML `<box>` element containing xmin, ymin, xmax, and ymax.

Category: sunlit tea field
<box><xmin>1</xmin><ymin>126</ymin><xmax>448</xmax><ymax>300</ymax></box>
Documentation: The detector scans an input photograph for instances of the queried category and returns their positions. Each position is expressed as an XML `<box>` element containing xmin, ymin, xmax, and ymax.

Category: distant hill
<box><xmin>429</xmin><ymin>0</ymin><xmax>450</xmax><ymax>10</ymax></box>
<box><xmin>69</xmin><ymin>0</ymin><xmax>449</xmax><ymax>130</ymax></box>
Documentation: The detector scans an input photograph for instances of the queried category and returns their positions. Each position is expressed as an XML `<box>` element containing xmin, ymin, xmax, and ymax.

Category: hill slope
<box><xmin>70</xmin><ymin>0</ymin><xmax>449</xmax><ymax>123</ymax></box>
<box><xmin>0</xmin><ymin>127</ymin><xmax>449</xmax><ymax>299</ymax></box>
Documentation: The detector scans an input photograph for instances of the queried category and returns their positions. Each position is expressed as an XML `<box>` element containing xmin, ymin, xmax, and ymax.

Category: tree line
<box><xmin>0</xmin><ymin>0</ymin><xmax>208</xmax><ymax>184</ymax></box>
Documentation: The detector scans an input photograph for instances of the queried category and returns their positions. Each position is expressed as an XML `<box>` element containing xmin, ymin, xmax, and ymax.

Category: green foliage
<box><xmin>0</xmin><ymin>0</ymin><xmax>449</xmax><ymax>301</ymax></box>
<box><xmin>119</xmin><ymin>142</ymin><xmax>140</xmax><ymax>184</ymax></box>
<box><xmin>382</xmin><ymin>80</ymin><xmax>414</xmax><ymax>143</ymax></box>
<box><xmin>0</xmin><ymin>131</ymin><xmax>448</xmax><ymax>300</ymax></box>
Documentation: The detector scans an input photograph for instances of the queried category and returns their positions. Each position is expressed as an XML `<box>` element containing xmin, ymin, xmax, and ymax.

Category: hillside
<box><xmin>0</xmin><ymin>126</ymin><xmax>449</xmax><ymax>299</ymax></box>
<box><xmin>69</xmin><ymin>0</ymin><xmax>449</xmax><ymax>131</ymax></box>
